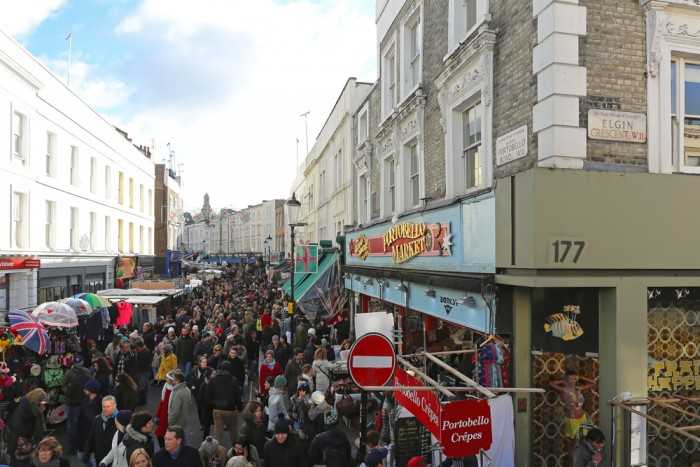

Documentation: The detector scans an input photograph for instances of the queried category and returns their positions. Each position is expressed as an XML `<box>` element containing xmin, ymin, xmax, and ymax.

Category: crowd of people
<box><xmin>1</xmin><ymin>264</ymin><xmax>383</xmax><ymax>467</ymax></box>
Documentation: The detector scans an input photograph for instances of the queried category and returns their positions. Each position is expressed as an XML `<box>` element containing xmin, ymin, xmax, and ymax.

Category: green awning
<box><xmin>293</xmin><ymin>253</ymin><xmax>337</xmax><ymax>302</ymax></box>
<box><xmin>281</xmin><ymin>271</ymin><xmax>309</xmax><ymax>297</ymax></box>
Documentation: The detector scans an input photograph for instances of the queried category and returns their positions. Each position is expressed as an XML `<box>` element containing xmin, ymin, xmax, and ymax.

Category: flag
<box><xmin>294</xmin><ymin>244</ymin><xmax>318</xmax><ymax>274</ymax></box>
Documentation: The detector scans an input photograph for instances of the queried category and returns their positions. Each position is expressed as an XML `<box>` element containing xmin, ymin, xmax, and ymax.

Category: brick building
<box><xmin>344</xmin><ymin>1</ymin><xmax>700</xmax><ymax>465</ymax></box>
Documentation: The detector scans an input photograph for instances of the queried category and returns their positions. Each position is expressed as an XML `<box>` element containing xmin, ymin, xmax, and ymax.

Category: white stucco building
<box><xmin>0</xmin><ymin>30</ymin><xmax>155</xmax><ymax>314</ymax></box>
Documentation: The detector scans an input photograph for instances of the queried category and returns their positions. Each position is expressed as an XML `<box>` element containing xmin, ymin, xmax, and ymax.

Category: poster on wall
<box><xmin>531</xmin><ymin>288</ymin><xmax>599</xmax><ymax>355</ymax></box>
<box><xmin>116</xmin><ymin>256</ymin><xmax>138</xmax><ymax>281</ymax></box>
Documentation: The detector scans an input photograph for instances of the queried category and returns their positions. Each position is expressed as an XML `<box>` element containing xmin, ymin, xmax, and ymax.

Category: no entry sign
<box><xmin>348</xmin><ymin>332</ymin><xmax>396</xmax><ymax>388</ymax></box>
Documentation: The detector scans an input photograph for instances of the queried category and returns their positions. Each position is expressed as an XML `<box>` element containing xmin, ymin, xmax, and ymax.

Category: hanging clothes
<box><xmin>114</xmin><ymin>301</ymin><xmax>134</xmax><ymax>327</ymax></box>
<box><xmin>474</xmin><ymin>340</ymin><xmax>511</xmax><ymax>388</ymax></box>
<box><xmin>478</xmin><ymin>395</ymin><xmax>515</xmax><ymax>467</ymax></box>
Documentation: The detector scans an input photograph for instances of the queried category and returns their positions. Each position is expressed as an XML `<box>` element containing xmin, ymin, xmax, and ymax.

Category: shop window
<box><xmin>38</xmin><ymin>285</ymin><xmax>67</xmax><ymax>304</ymax></box>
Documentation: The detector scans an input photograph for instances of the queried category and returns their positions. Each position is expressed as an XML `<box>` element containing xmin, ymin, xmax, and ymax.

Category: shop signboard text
<box><xmin>394</xmin><ymin>368</ymin><xmax>441</xmax><ymax>439</ymax></box>
<box><xmin>440</xmin><ymin>399</ymin><xmax>493</xmax><ymax>457</ymax></box>
<box><xmin>0</xmin><ymin>257</ymin><xmax>40</xmax><ymax>270</ymax></box>
<box><xmin>648</xmin><ymin>359</ymin><xmax>700</xmax><ymax>391</ymax></box>
<box><xmin>349</xmin><ymin>222</ymin><xmax>452</xmax><ymax>264</ymax></box>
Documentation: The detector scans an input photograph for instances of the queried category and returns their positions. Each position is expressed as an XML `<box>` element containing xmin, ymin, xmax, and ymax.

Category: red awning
<box><xmin>0</xmin><ymin>257</ymin><xmax>40</xmax><ymax>271</ymax></box>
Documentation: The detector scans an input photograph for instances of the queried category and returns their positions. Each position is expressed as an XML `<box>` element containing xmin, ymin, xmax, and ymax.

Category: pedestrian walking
<box><xmin>258</xmin><ymin>350</ymin><xmax>282</xmax><ymax>396</ymax></box>
<box><xmin>207</xmin><ymin>360</ymin><xmax>243</xmax><ymax>448</ymax></box>
<box><xmin>122</xmin><ymin>412</ymin><xmax>156</xmax><ymax>462</ymax></box>
<box><xmin>85</xmin><ymin>395</ymin><xmax>118</xmax><ymax>467</ymax></box>
<box><xmin>152</xmin><ymin>426</ymin><xmax>203</xmax><ymax>467</ymax></box>
<box><xmin>115</xmin><ymin>373</ymin><xmax>140</xmax><ymax>412</ymax></box>
<box><xmin>188</xmin><ymin>355</ymin><xmax>214</xmax><ymax>437</ymax></box>
<box><xmin>262</xmin><ymin>419</ymin><xmax>303</xmax><ymax>467</ymax></box>
<box><xmin>167</xmin><ymin>369</ymin><xmax>200</xmax><ymax>443</ymax></box>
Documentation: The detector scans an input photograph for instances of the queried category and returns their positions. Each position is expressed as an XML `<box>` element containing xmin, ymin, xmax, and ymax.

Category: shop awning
<box><xmin>105</xmin><ymin>296</ymin><xmax>168</xmax><ymax>305</ymax></box>
<box><xmin>293</xmin><ymin>253</ymin><xmax>337</xmax><ymax>302</ymax></box>
<box><xmin>280</xmin><ymin>269</ymin><xmax>309</xmax><ymax>297</ymax></box>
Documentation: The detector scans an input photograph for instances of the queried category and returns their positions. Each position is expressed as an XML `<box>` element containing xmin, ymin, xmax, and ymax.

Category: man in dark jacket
<box><xmin>284</xmin><ymin>349</ymin><xmax>305</xmax><ymax>397</ymax></box>
<box><xmin>63</xmin><ymin>359</ymin><xmax>92</xmax><ymax>453</ymax></box>
<box><xmin>78</xmin><ymin>379</ymin><xmax>103</xmax><ymax>460</ymax></box>
<box><xmin>263</xmin><ymin>419</ymin><xmax>302</xmax><ymax>467</ymax></box>
<box><xmin>572</xmin><ymin>428</ymin><xmax>605</xmax><ymax>467</ymax></box>
<box><xmin>133</xmin><ymin>338</ymin><xmax>153</xmax><ymax>405</ymax></box>
<box><xmin>308</xmin><ymin>409</ymin><xmax>352</xmax><ymax>467</ymax></box>
<box><xmin>152</xmin><ymin>425</ymin><xmax>202</xmax><ymax>467</ymax></box>
<box><xmin>142</xmin><ymin>322</ymin><xmax>156</xmax><ymax>351</ymax></box>
<box><xmin>113</xmin><ymin>340</ymin><xmax>137</xmax><ymax>379</ymax></box>
<box><xmin>206</xmin><ymin>361</ymin><xmax>242</xmax><ymax>447</ymax></box>
<box><xmin>84</xmin><ymin>394</ymin><xmax>117</xmax><ymax>465</ymax></box>
<box><xmin>122</xmin><ymin>411</ymin><xmax>156</xmax><ymax>462</ymax></box>
<box><xmin>174</xmin><ymin>326</ymin><xmax>196</xmax><ymax>376</ymax></box>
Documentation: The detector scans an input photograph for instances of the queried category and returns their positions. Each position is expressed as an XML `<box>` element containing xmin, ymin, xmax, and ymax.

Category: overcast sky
<box><xmin>2</xmin><ymin>0</ymin><xmax>376</xmax><ymax>211</ymax></box>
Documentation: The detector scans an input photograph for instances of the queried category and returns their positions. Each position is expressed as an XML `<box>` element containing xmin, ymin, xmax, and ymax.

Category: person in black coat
<box><xmin>152</xmin><ymin>426</ymin><xmax>202</xmax><ymax>467</ymax></box>
<box><xmin>83</xmin><ymin>395</ymin><xmax>117</xmax><ymax>466</ymax></box>
<box><xmin>142</xmin><ymin>322</ymin><xmax>156</xmax><ymax>351</ymax></box>
<box><xmin>263</xmin><ymin>419</ymin><xmax>303</xmax><ymax>467</ymax></box>
<box><xmin>33</xmin><ymin>436</ymin><xmax>71</xmax><ymax>467</ymax></box>
<box><xmin>186</xmin><ymin>355</ymin><xmax>213</xmax><ymax>437</ymax></box>
<box><xmin>7</xmin><ymin>388</ymin><xmax>48</xmax><ymax>463</ymax></box>
<box><xmin>224</xmin><ymin>347</ymin><xmax>246</xmax><ymax>390</ymax></box>
<box><xmin>206</xmin><ymin>361</ymin><xmax>243</xmax><ymax>447</ymax></box>
<box><xmin>79</xmin><ymin>380</ymin><xmax>103</xmax><ymax>459</ymax></box>
<box><xmin>133</xmin><ymin>338</ymin><xmax>153</xmax><ymax>406</ymax></box>
<box><xmin>308</xmin><ymin>410</ymin><xmax>352</xmax><ymax>467</ymax></box>
<box><xmin>174</xmin><ymin>326</ymin><xmax>196</xmax><ymax>376</ymax></box>
<box><xmin>122</xmin><ymin>412</ymin><xmax>156</xmax><ymax>462</ymax></box>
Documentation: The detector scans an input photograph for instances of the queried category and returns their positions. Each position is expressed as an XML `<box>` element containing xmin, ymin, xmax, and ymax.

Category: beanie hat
<box><xmin>83</xmin><ymin>379</ymin><xmax>101</xmax><ymax>394</ymax></box>
<box><xmin>274</xmin><ymin>419</ymin><xmax>289</xmax><ymax>434</ymax></box>
<box><xmin>273</xmin><ymin>375</ymin><xmax>287</xmax><ymax>389</ymax></box>
<box><xmin>116</xmin><ymin>410</ymin><xmax>132</xmax><ymax>427</ymax></box>
<box><xmin>218</xmin><ymin>360</ymin><xmax>232</xmax><ymax>373</ymax></box>
<box><xmin>131</xmin><ymin>412</ymin><xmax>153</xmax><ymax>432</ymax></box>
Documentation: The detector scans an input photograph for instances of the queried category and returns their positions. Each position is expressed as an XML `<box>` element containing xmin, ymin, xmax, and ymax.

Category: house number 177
<box><xmin>552</xmin><ymin>240</ymin><xmax>586</xmax><ymax>263</ymax></box>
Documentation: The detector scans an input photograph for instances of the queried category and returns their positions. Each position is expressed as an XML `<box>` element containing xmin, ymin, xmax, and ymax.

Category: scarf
<box><xmin>264</xmin><ymin>359</ymin><xmax>276</xmax><ymax>369</ymax></box>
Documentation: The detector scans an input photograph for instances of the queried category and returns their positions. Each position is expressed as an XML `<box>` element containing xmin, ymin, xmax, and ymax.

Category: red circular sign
<box><xmin>348</xmin><ymin>332</ymin><xmax>397</xmax><ymax>388</ymax></box>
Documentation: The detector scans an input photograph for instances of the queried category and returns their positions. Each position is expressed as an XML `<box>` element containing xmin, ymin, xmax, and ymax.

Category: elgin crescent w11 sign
<box><xmin>348</xmin><ymin>332</ymin><xmax>396</xmax><ymax>388</ymax></box>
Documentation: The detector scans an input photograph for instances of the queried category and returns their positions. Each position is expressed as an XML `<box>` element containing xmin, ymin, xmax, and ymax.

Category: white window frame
<box><xmin>462</xmin><ymin>101</ymin><xmax>484</xmax><ymax>191</ymax></box>
<box><xmin>358</xmin><ymin>103</ymin><xmax>370</xmax><ymax>144</ymax></box>
<box><xmin>358</xmin><ymin>172</ymin><xmax>370</xmax><ymax>224</ymax></box>
<box><xmin>448</xmin><ymin>0</ymin><xmax>485</xmax><ymax>56</ymax></box>
<box><xmin>381</xmin><ymin>155</ymin><xmax>397</xmax><ymax>217</ymax></box>
<box><xmin>381</xmin><ymin>35</ymin><xmax>398</xmax><ymax>121</ymax></box>
<box><xmin>11</xmin><ymin>110</ymin><xmax>28</xmax><ymax>165</ymax></box>
<box><xmin>70</xmin><ymin>207</ymin><xmax>79</xmax><ymax>250</ymax></box>
<box><xmin>129</xmin><ymin>222</ymin><xmax>135</xmax><ymax>253</ymax></box>
<box><xmin>118</xmin><ymin>219</ymin><xmax>125</xmax><ymax>253</ymax></box>
<box><xmin>118</xmin><ymin>172</ymin><xmax>125</xmax><ymax>205</ymax></box>
<box><xmin>105</xmin><ymin>216</ymin><xmax>112</xmax><ymax>252</ymax></box>
<box><xmin>105</xmin><ymin>166</ymin><xmax>112</xmax><ymax>200</ymax></box>
<box><xmin>335</xmin><ymin>150</ymin><xmax>343</xmax><ymax>192</ymax></box>
<box><xmin>405</xmin><ymin>140</ymin><xmax>422</xmax><ymax>209</ymax></box>
<box><xmin>319</xmin><ymin>170</ymin><xmax>326</xmax><ymax>203</ymax></box>
<box><xmin>70</xmin><ymin>146</ymin><xmax>80</xmax><ymax>186</ymax></box>
<box><xmin>46</xmin><ymin>131</ymin><xmax>57</xmax><ymax>177</ymax></box>
<box><xmin>90</xmin><ymin>157</ymin><xmax>97</xmax><ymax>194</ymax></box>
<box><xmin>148</xmin><ymin>189</ymin><xmax>153</xmax><ymax>216</ymax></box>
<box><xmin>45</xmin><ymin>200</ymin><xmax>56</xmax><ymax>249</ymax></box>
<box><xmin>11</xmin><ymin>191</ymin><xmax>28</xmax><ymax>249</ymax></box>
<box><xmin>139</xmin><ymin>225</ymin><xmax>145</xmax><ymax>254</ymax></box>
<box><xmin>671</xmin><ymin>56</ymin><xmax>700</xmax><ymax>173</ymax></box>
<box><xmin>89</xmin><ymin>211</ymin><xmax>97</xmax><ymax>251</ymax></box>
<box><xmin>402</xmin><ymin>5</ymin><xmax>422</xmax><ymax>100</ymax></box>
<box><xmin>129</xmin><ymin>178</ymin><xmax>134</xmax><ymax>209</ymax></box>
<box><xmin>148</xmin><ymin>227</ymin><xmax>153</xmax><ymax>254</ymax></box>
<box><xmin>140</xmin><ymin>184</ymin><xmax>145</xmax><ymax>212</ymax></box>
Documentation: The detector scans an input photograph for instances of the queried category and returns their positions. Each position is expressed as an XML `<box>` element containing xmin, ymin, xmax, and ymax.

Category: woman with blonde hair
<box><xmin>311</xmin><ymin>347</ymin><xmax>331</xmax><ymax>392</ymax></box>
<box><xmin>156</xmin><ymin>343</ymin><xmax>178</xmax><ymax>382</ymax></box>
<box><xmin>128</xmin><ymin>448</ymin><xmax>152</xmax><ymax>467</ymax></box>
<box><xmin>33</xmin><ymin>436</ymin><xmax>70</xmax><ymax>467</ymax></box>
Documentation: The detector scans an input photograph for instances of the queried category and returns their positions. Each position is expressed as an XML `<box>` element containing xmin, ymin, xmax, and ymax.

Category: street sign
<box><xmin>348</xmin><ymin>332</ymin><xmax>396</xmax><ymax>388</ymax></box>
<box><xmin>294</xmin><ymin>244</ymin><xmax>319</xmax><ymax>274</ymax></box>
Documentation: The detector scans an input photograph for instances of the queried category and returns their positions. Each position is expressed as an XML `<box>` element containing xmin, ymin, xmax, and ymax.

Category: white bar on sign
<box><xmin>353</xmin><ymin>356</ymin><xmax>393</xmax><ymax>368</ymax></box>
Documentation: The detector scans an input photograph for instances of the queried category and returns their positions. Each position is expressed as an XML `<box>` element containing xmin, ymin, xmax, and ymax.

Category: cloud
<box><xmin>0</xmin><ymin>0</ymin><xmax>66</xmax><ymax>36</ymax></box>
<box><xmin>114</xmin><ymin>0</ymin><xmax>376</xmax><ymax>211</ymax></box>
<box><xmin>43</xmin><ymin>56</ymin><xmax>132</xmax><ymax>111</ymax></box>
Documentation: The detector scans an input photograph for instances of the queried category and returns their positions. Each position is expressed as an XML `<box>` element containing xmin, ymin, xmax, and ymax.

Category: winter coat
<box><xmin>225</xmin><ymin>445</ymin><xmax>261</xmax><ymax>467</ymax></box>
<box><xmin>312</xmin><ymin>359</ymin><xmax>332</xmax><ymax>393</ymax></box>
<box><xmin>290</xmin><ymin>394</ymin><xmax>312</xmax><ymax>438</ymax></box>
<box><xmin>272</xmin><ymin>344</ymin><xmax>290</xmax><ymax>370</ymax></box>
<box><xmin>168</xmin><ymin>382</ymin><xmax>200</xmax><ymax>437</ymax></box>
<box><xmin>115</xmin><ymin>383</ymin><xmax>139</xmax><ymax>412</ymax></box>
<box><xmin>99</xmin><ymin>430</ymin><xmax>128</xmax><ymax>467</ymax></box>
<box><xmin>156</xmin><ymin>353</ymin><xmax>178</xmax><ymax>381</ymax></box>
<box><xmin>63</xmin><ymin>365</ymin><xmax>92</xmax><ymax>406</ymax></box>
<box><xmin>258</xmin><ymin>361</ymin><xmax>282</xmax><ymax>394</ymax></box>
<box><xmin>238</xmin><ymin>411</ymin><xmax>267</xmax><ymax>457</ymax></box>
<box><xmin>7</xmin><ymin>397</ymin><xmax>46</xmax><ymax>452</ymax></box>
<box><xmin>262</xmin><ymin>435</ymin><xmax>303</xmax><ymax>467</ymax></box>
<box><xmin>308</xmin><ymin>428</ymin><xmax>353</xmax><ymax>467</ymax></box>
<box><xmin>122</xmin><ymin>424</ymin><xmax>154</xmax><ymax>463</ymax></box>
<box><xmin>266</xmin><ymin>388</ymin><xmax>290</xmax><ymax>431</ymax></box>
<box><xmin>152</xmin><ymin>445</ymin><xmax>203</xmax><ymax>467</ymax></box>
<box><xmin>143</xmin><ymin>329</ymin><xmax>156</xmax><ymax>351</ymax></box>
<box><xmin>206</xmin><ymin>370</ymin><xmax>243</xmax><ymax>411</ymax></box>
<box><xmin>186</xmin><ymin>366</ymin><xmax>213</xmax><ymax>403</ymax></box>
<box><xmin>174</xmin><ymin>335</ymin><xmax>196</xmax><ymax>364</ymax></box>
<box><xmin>226</xmin><ymin>357</ymin><xmax>246</xmax><ymax>385</ymax></box>
<box><xmin>84</xmin><ymin>413</ymin><xmax>117</xmax><ymax>463</ymax></box>
<box><xmin>134</xmin><ymin>347</ymin><xmax>153</xmax><ymax>375</ymax></box>
<box><xmin>284</xmin><ymin>360</ymin><xmax>303</xmax><ymax>397</ymax></box>
<box><xmin>79</xmin><ymin>396</ymin><xmax>102</xmax><ymax>449</ymax></box>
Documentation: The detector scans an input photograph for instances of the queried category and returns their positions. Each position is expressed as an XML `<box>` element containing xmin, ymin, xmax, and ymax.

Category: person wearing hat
<box><xmin>266</xmin><ymin>375</ymin><xmax>290</xmax><ymax>432</ymax></box>
<box><xmin>62</xmin><ymin>355</ymin><xmax>92</xmax><ymax>454</ymax></box>
<box><xmin>307</xmin><ymin>391</ymin><xmax>330</xmax><ymax>441</ymax></box>
<box><xmin>99</xmin><ymin>409</ymin><xmax>131</xmax><ymax>467</ymax></box>
<box><xmin>308</xmin><ymin>408</ymin><xmax>351</xmax><ymax>467</ymax></box>
<box><xmin>262</xmin><ymin>419</ymin><xmax>302</xmax><ymax>467</ymax></box>
<box><xmin>122</xmin><ymin>411</ymin><xmax>155</xmax><ymax>463</ymax></box>
<box><xmin>78</xmin><ymin>379</ymin><xmax>104</xmax><ymax>461</ymax></box>
<box><xmin>206</xmin><ymin>360</ymin><xmax>243</xmax><ymax>449</ymax></box>
<box><xmin>258</xmin><ymin>350</ymin><xmax>282</xmax><ymax>396</ymax></box>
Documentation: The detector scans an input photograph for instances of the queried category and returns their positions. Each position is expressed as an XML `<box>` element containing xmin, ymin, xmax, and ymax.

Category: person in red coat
<box><xmin>258</xmin><ymin>350</ymin><xmax>282</xmax><ymax>395</ymax></box>
<box><xmin>260</xmin><ymin>310</ymin><xmax>272</xmax><ymax>329</ymax></box>
<box><xmin>155</xmin><ymin>372</ymin><xmax>175</xmax><ymax>447</ymax></box>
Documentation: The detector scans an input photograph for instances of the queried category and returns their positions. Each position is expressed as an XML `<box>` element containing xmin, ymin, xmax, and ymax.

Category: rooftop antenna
<box><xmin>300</xmin><ymin>111</ymin><xmax>310</xmax><ymax>156</ymax></box>
<box><xmin>65</xmin><ymin>32</ymin><xmax>72</xmax><ymax>86</ymax></box>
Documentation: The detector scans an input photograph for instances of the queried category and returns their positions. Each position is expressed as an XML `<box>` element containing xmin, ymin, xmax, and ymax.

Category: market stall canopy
<box><xmin>98</xmin><ymin>288</ymin><xmax>183</xmax><ymax>297</ymax></box>
<box><xmin>105</xmin><ymin>296</ymin><xmax>169</xmax><ymax>305</ymax></box>
<box><xmin>60</xmin><ymin>298</ymin><xmax>94</xmax><ymax>316</ymax></box>
<box><xmin>9</xmin><ymin>309</ymin><xmax>49</xmax><ymax>355</ymax></box>
<box><xmin>73</xmin><ymin>292</ymin><xmax>111</xmax><ymax>309</ymax></box>
<box><xmin>286</xmin><ymin>251</ymin><xmax>345</xmax><ymax>320</ymax></box>
<box><xmin>32</xmin><ymin>302</ymin><xmax>79</xmax><ymax>328</ymax></box>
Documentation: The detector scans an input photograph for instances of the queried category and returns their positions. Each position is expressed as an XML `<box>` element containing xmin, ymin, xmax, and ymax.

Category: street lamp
<box><xmin>287</xmin><ymin>193</ymin><xmax>305</xmax><ymax>348</ymax></box>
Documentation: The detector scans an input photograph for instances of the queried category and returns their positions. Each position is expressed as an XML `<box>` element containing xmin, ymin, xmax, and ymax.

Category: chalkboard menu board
<box><xmin>395</xmin><ymin>417</ymin><xmax>422</xmax><ymax>467</ymax></box>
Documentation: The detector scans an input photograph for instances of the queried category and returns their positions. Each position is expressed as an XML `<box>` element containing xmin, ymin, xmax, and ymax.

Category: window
<box><xmin>359</xmin><ymin>174</ymin><xmax>368</xmax><ymax>223</ymax></box>
<box><xmin>463</xmin><ymin>102</ymin><xmax>483</xmax><ymax>189</ymax></box>
<box><xmin>45</xmin><ymin>201</ymin><xmax>56</xmax><ymax>249</ymax></box>
<box><xmin>70</xmin><ymin>146</ymin><xmax>79</xmax><ymax>185</ymax></box>
<box><xmin>12</xmin><ymin>192</ymin><xmax>26</xmax><ymax>248</ymax></box>
<box><xmin>335</xmin><ymin>150</ymin><xmax>343</xmax><ymax>191</ymax></box>
<box><xmin>148</xmin><ymin>189</ymin><xmax>153</xmax><ymax>215</ymax></box>
<box><xmin>90</xmin><ymin>157</ymin><xmax>97</xmax><ymax>193</ymax></box>
<box><xmin>320</xmin><ymin>171</ymin><xmax>326</xmax><ymax>203</ymax></box>
<box><xmin>407</xmin><ymin>142</ymin><xmax>420</xmax><ymax>208</ymax></box>
<box><xmin>139</xmin><ymin>225</ymin><xmax>145</xmax><ymax>254</ymax></box>
<box><xmin>672</xmin><ymin>59</ymin><xmax>700</xmax><ymax>170</ymax></box>
<box><xmin>449</xmin><ymin>0</ymin><xmax>479</xmax><ymax>53</ymax></box>
<box><xmin>404</xmin><ymin>13</ymin><xmax>421</xmax><ymax>93</ymax></box>
<box><xmin>129</xmin><ymin>222</ymin><xmax>135</xmax><ymax>253</ymax></box>
<box><xmin>358</xmin><ymin>106</ymin><xmax>369</xmax><ymax>143</ymax></box>
<box><xmin>129</xmin><ymin>178</ymin><xmax>134</xmax><ymax>209</ymax></box>
<box><xmin>105</xmin><ymin>216</ymin><xmax>111</xmax><ymax>252</ymax></box>
<box><xmin>12</xmin><ymin>111</ymin><xmax>26</xmax><ymax>163</ymax></box>
<box><xmin>90</xmin><ymin>212</ymin><xmax>97</xmax><ymax>250</ymax></box>
<box><xmin>118</xmin><ymin>219</ymin><xmax>124</xmax><ymax>252</ymax></box>
<box><xmin>139</xmin><ymin>184</ymin><xmax>145</xmax><ymax>212</ymax></box>
<box><xmin>70</xmin><ymin>207</ymin><xmax>79</xmax><ymax>250</ymax></box>
<box><xmin>382</xmin><ymin>44</ymin><xmax>397</xmax><ymax>117</ymax></box>
<box><xmin>384</xmin><ymin>157</ymin><xmax>396</xmax><ymax>215</ymax></box>
<box><xmin>105</xmin><ymin>166</ymin><xmax>112</xmax><ymax>200</ymax></box>
<box><xmin>148</xmin><ymin>227</ymin><xmax>153</xmax><ymax>254</ymax></box>
<box><xmin>46</xmin><ymin>132</ymin><xmax>57</xmax><ymax>177</ymax></box>
<box><xmin>118</xmin><ymin>172</ymin><xmax>125</xmax><ymax>205</ymax></box>
<box><xmin>466</xmin><ymin>0</ymin><xmax>477</xmax><ymax>31</ymax></box>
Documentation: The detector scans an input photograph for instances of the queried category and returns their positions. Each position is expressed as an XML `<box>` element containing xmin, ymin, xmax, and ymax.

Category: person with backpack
<box><xmin>307</xmin><ymin>409</ymin><xmax>352</xmax><ymax>467</ymax></box>
<box><xmin>63</xmin><ymin>357</ymin><xmax>92</xmax><ymax>454</ymax></box>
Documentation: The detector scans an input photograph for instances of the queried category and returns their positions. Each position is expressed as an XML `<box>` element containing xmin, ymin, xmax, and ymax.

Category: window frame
<box><xmin>462</xmin><ymin>101</ymin><xmax>483</xmax><ymax>191</ymax></box>
<box><xmin>358</xmin><ymin>103</ymin><xmax>370</xmax><ymax>144</ymax></box>
<box><xmin>335</xmin><ymin>149</ymin><xmax>343</xmax><ymax>192</ymax></box>
<box><xmin>45</xmin><ymin>200</ymin><xmax>56</xmax><ymax>250</ymax></box>
<box><xmin>70</xmin><ymin>146</ymin><xmax>80</xmax><ymax>186</ymax></box>
<box><xmin>381</xmin><ymin>34</ymin><xmax>399</xmax><ymax>121</ymax></box>
<box><xmin>90</xmin><ymin>157</ymin><xmax>97</xmax><ymax>194</ymax></box>
<box><xmin>11</xmin><ymin>110</ymin><xmax>28</xmax><ymax>165</ymax></box>
<box><xmin>382</xmin><ymin>155</ymin><xmax>397</xmax><ymax>217</ymax></box>
<box><xmin>671</xmin><ymin>56</ymin><xmax>700</xmax><ymax>174</ymax></box>
<box><xmin>105</xmin><ymin>216</ymin><xmax>111</xmax><ymax>252</ymax></box>
<box><xmin>89</xmin><ymin>211</ymin><xmax>97</xmax><ymax>251</ymax></box>
<box><xmin>447</xmin><ymin>0</ymin><xmax>484</xmax><ymax>57</ymax></box>
<box><xmin>70</xmin><ymin>207</ymin><xmax>79</xmax><ymax>251</ymax></box>
<box><xmin>118</xmin><ymin>172</ymin><xmax>125</xmax><ymax>205</ymax></box>
<box><xmin>46</xmin><ymin>131</ymin><xmax>57</xmax><ymax>177</ymax></box>
<box><xmin>402</xmin><ymin>5</ymin><xmax>423</xmax><ymax>100</ymax></box>
<box><xmin>358</xmin><ymin>173</ymin><xmax>369</xmax><ymax>224</ymax></box>
<box><xmin>129</xmin><ymin>178</ymin><xmax>135</xmax><ymax>209</ymax></box>
<box><xmin>406</xmin><ymin>140</ymin><xmax>421</xmax><ymax>208</ymax></box>
<box><xmin>12</xmin><ymin>191</ymin><xmax>27</xmax><ymax>249</ymax></box>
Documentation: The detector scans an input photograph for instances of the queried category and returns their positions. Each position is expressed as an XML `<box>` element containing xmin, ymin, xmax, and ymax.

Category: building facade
<box><xmin>154</xmin><ymin>163</ymin><xmax>183</xmax><ymax>256</ymax></box>
<box><xmin>342</xmin><ymin>0</ymin><xmax>700</xmax><ymax>465</ymax></box>
<box><xmin>0</xmin><ymin>30</ymin><xmax>154</xmax><ymax>314</ymax></box>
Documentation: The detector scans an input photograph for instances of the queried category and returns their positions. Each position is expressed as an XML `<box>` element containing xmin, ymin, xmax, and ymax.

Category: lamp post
<box><xmin>286</xmin><ymin>193</ymin><xmax>304</xmax><ymax>348</ymax></box>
